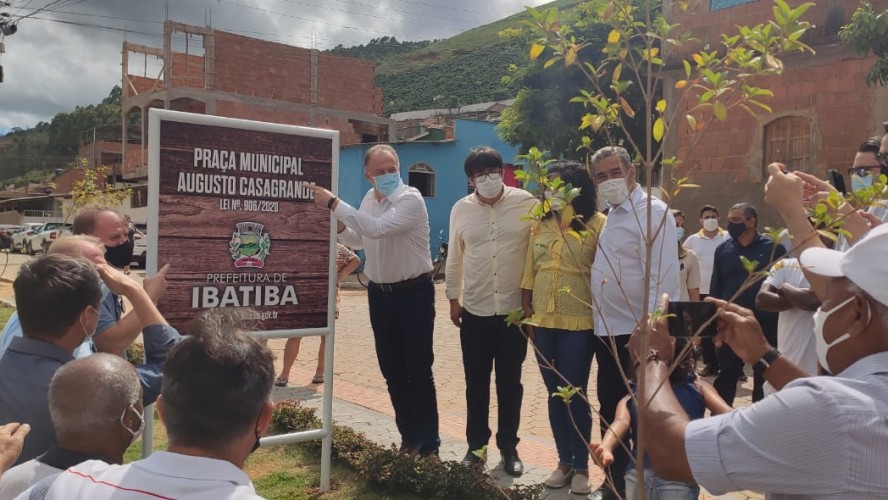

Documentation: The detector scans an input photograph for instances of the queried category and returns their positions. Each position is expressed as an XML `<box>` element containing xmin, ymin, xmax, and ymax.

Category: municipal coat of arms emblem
<box><xmin>229</xmin><ymin>222</ymin><xmax>271</xmax><ymax>269</ymax></box>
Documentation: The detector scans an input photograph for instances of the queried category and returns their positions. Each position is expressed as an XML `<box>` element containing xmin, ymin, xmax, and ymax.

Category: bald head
<box><xmin>72</xmin><ymin>206</ymin><xmax>127</xmax><ymax>247</ymax></box>
<box><xmin>48</xmin><ymin>235</ymin><xmax>106</xmax><ymax>265</ymax></box>
<box><xmin>49</xmin><ymin>353</ymin><xmax>142</xmax><ymax>440</ymax></box>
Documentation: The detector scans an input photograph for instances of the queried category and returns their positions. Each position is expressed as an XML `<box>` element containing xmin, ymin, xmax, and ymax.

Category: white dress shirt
<box><xmin>334</xmin><ymin>184</ymin><xmax>433</xmax><ymax>284</ymax></box>
<box><xmin>685</xmin><ymin>351</ymin><xmax>888</xmax><ymax>499</ymax></box>
<box><xmin>591</xmin><ymin>186</ymin><xmax>680</xmax><ymax>336</ymax></box>
<box><xmin>445</xmin><ymin>187</ymin><xmax>537</xmax><ymax>316</ymax></box>
<box><xmin>683</xmin><ymin>228</ymin><xmax>729</xmax><ymax>295</ymax></box>
<box><xmin>18</xmin><ymin>452</ymin><xmax>263</xmax><ymax>499</ymax></box>
<box><xmin>0</xmin><ymin>459</ymin><xmax>60</xmax><ymax>499</ymax></box>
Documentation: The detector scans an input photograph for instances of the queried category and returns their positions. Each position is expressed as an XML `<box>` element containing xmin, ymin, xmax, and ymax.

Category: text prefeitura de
<box><xmin>176</xmin><ymin>148</ymin><xmax>316</xmax><ymax>199</ymax></box>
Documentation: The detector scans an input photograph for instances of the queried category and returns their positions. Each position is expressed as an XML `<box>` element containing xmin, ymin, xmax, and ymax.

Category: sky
<box><xmin>0</xmin><ymin>0</ymin><xmax>553</xmax><ymax>133</ymax></box>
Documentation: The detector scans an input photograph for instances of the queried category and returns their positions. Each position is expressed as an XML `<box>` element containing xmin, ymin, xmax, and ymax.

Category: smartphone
<box><xmin>667</xmin><ymin>301</ymin><xmax>717</xmax><ymax>337</ymax></box>
<box><xmin>827</xmin><ymin>169</ymin><xmax>847</xmax><ymax>195</ymax></box>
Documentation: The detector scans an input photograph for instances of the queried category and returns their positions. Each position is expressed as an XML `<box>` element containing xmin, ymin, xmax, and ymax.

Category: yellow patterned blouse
<box><xmin>520</xmin><ymin>212</ymin><xmax>606</xmax><ymax>331</ymax></box>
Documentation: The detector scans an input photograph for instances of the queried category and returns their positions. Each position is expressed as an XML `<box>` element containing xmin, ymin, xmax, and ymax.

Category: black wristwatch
<box><xmin>754</xmin><ymin>348</ymin><xmax>782</xmax><ymax>372</ymax></box>
<box><xmin>327</xmin><ymin>197</ymin><xmax>338</xmax><ymax>210</ymax></box>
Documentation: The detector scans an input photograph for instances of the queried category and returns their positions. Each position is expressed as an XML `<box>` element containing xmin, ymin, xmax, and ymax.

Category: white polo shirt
<box><xmin>684</xmin><ymin>228</ymin><xmax>729</xmax><ymax>295</ymax></box>
<box><xmin>21</xmin><ymin>452</ymin><xmax>263</xmax><ymax>499</ymax></box>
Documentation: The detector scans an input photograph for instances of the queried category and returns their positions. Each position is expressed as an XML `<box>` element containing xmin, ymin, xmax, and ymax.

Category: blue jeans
<box><xmin>533</xmin><ymin>327</ymin><xmax>595</xmax><ymax>471</ymax></box>
<box><xmin>367</xmin><ymin>277</ymin><xmax>440</xmax><ymax>454</ymax></box>
<box><xmin>625</xmin><ymin>467</ymin><xmax>700</xmax><ymax>500</ymax></box>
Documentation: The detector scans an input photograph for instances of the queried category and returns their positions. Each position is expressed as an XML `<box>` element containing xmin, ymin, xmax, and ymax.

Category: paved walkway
<box><xmin>267</xmin><ymin>284</ymin><xmax>764</xmax><ymax>500</ymax></box>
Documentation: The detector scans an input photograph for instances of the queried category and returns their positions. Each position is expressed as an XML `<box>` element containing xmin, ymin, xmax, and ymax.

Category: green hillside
<box><xmin>376</xmin><ymin>0</ymin><xmax>586</xmax><ymax>113</ymax></box>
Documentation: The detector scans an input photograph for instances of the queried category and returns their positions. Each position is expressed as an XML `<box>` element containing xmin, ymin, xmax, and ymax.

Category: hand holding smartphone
<box><xmin>667</xmin><ymin>301</ymin><xmax>718</xmax><ymax>337</ymax></box>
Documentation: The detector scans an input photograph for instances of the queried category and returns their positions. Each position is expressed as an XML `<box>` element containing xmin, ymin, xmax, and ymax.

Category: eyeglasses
<box><xmin>848</xmin><ymin>166</ymin><xmax>881</xmax><ymax>177</ymax></box>
<box><xmin>474</xmin><ymin>171</ymin><xmax>503</xmax><ymax>181</ymax></box>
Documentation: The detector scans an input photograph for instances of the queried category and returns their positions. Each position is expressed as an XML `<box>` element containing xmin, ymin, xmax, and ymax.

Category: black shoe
<box><xmin>738</xmin><ymin>373</ymin><xmax>748</xmax><ymax>382</ymax></box>
<box><xmin>460</xmin><ymin>450</ymin><xmax>484</xmax><ymax>468</ymax></box>
<box><xmin>501</xmin><ymin>450</ymin><xmax>524</xmax><ymax>477</ymax></box>
<box><xmin>587</xmin><ymin>485</ymin><xmax>622</xmax><ymax>500</ymax></box>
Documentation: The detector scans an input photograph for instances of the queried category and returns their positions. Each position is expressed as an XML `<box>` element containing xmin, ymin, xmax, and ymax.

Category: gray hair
<box><xmin>363</xmin><ymin>144</ymin><xmax>400</xmax><ymax>169</ymax></box>
<box><xmin>48</xmin><ymin>235</ymin><xmax>103</xmax><ymax>257</ymax></box>
<box><xmin>848</xmin><ymin>282</ymin><xmax>888</xmax><ymax>331</ymax></box>
<box><xmin>590</xmin><ymin>146</ymin><xmax>632</xmax><ymax>172</ymax></box>
<box><xmin>49</xmin><ymin>354</ymin><xmax>142</xmax><ymax>439</ymax></box>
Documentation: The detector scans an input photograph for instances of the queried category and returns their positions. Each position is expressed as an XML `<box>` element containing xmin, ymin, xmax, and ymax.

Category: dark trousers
<box><xmin>460</xmin><ymin>310</ymin><xmax>528</xmax><ymax>453</ymax></box>
<box><xmin>368</xmin><ymin>278</ymin><xmax>440</xmax><ymax>454</ymax></box>
<box><xmin>534</xmin><ymin>327</ymin><xmax>595</xmax><ymax>471</ymax></box>
<box><xmin>714</xmin><ymin>331</ymin><xmax>776</xmax><ymax>405</ymax></box>
<box><xmin>592</xmin><ymin>334</ymin><xmax>631</xmax><ymax>492</ymax></box>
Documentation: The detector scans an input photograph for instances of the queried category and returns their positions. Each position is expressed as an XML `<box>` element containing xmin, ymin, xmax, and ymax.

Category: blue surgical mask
<box><xmin>373</xmin><ymin>172</ymin><xmax>402</xmax><ymax>198</ymax></box>
<box><xmin>851</xmin><ymin>173</ymin><xmax>873</xmax><ymax>193</ymax></box>
<box><xmin>676</xmin><ymin>227</ymin><xmax>685</xmax><ymax>241</ymax></box>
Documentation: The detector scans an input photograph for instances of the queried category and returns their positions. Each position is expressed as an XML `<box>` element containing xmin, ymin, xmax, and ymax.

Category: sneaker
<box><xmin>570</xmin><ymin>472</ymin><xmax>591</xmax><ymax>495</ymax></box>
<box><xmin>544</xmin><ymin>467</ymin><xmax>573</xmax><ymax>488</ymax></box>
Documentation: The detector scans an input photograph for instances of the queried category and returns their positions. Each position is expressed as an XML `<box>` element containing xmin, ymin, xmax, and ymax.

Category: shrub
<box><xmin>271</xmin><ymin>400</ymin><xmax>543</xmax><ymax>499</ymax></box>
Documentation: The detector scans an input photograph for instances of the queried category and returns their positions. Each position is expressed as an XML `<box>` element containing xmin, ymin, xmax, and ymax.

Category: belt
<box><xmin>370</xmin><ymin>272</ymin><xmax>433</xmax><ymax>292</ymax></box>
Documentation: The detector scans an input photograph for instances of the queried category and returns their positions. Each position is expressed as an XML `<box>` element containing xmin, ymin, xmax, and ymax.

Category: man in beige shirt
<box><xmin>446</xmin><ymin>147</ymin><xmax>537</xmax><ymax>476</ymax></box>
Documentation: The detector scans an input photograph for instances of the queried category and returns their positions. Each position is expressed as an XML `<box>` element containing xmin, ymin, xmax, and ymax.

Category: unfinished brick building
<box><xmin>663</xmin><ymin>0</ymin><xmax>888</xmax><ymax>229</ymax></box>
<box><xmin>109</xmin><ymin>20</ymin><xmax>393</xmax><ymax>181</ymax></box>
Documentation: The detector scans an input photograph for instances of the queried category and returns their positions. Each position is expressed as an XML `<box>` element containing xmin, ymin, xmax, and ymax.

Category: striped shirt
<box><xmin>685</xmin><ymin>351</ymin><xmax>888</xmax><ymax>498</ymax></box>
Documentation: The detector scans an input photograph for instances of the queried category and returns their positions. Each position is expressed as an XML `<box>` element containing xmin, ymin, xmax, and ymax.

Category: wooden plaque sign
<box><xmin>147</xmin><ymin>110</ymin><xmax>339</xmax><ymax>334</ymax></box>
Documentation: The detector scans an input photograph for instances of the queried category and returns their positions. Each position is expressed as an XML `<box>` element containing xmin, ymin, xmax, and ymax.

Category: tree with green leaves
<box><xmin>840</xmin><ymin>2</ymin><xmax>888</xmax><ymax>86</ymax></box>
<box><xmin>503</xmin><ymin>0</ymin><xmax>819</xmax><ymax>497</ymax></box>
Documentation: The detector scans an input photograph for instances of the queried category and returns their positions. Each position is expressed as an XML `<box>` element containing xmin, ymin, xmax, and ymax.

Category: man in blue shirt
<box><xmin>710</xmin><ymin>203</ymin><xmax>785</xmax><ymax>404</ymax></box>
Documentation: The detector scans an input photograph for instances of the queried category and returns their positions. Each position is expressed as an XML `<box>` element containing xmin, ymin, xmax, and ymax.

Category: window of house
<box><xmin>408</xmin><ymin>162</ymin><xmax>436</xmax><ymax>198</ymax></box>
<box><xmin>131</xmin><ymin>185</ymin><xmax>148</xmax><ymax>208</ymax></box>
<box><xmin>711</xmin><ymin>0</ymin><xmax>755</xmax><ymax>11</ymax></box>
<box><xmin>763</xmin><ymin>116</ymin><xmax>812</xmax><ymax>174</ymax></box>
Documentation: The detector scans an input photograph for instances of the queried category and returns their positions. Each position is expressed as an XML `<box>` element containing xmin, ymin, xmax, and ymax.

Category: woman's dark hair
<box><xmin>669</xmin><ymin>337</ymin><xmax>697</xmax><ymax>384</ymax></box>
<box><xmin>544</xmin><ymin>161</ymin><xmax>598</xmax><ymax>232</ymax></box>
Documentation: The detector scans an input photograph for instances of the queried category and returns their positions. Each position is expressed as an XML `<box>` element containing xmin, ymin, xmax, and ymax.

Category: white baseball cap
<box><xmin>800</xmin><ymin>224</ymin><xmax>888</xmax><ymax>307</ymax></box>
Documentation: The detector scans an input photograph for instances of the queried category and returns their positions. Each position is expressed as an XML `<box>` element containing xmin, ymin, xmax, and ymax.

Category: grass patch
<box><xmin>0</xmin><ymin>304</ymin><xmax>14</xmax><ymax>331</ymax></box>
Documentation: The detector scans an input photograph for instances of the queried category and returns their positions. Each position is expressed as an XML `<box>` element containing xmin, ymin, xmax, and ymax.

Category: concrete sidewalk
<box><xmin>267</xmin><ymin>284</ymin><xmax>763</xmax><ymax>500</ymax></box>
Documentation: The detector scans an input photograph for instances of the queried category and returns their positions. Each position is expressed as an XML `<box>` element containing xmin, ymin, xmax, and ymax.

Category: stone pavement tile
<box><xmin>267</xmin><ymin>284</ymin><xmax>763</xmax><ymax>499</ymax></box>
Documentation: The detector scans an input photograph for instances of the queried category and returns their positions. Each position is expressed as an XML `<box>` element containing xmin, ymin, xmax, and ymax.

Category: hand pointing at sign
<box><xmin>308</xmin><ymin>184</ymin><xmax>338</xmax><ymax>211</ymax></box>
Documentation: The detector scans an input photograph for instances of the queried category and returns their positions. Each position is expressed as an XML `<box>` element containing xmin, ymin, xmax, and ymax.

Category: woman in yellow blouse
<box><xmin>521</xmin><ymin>162</ymin><xmax>606</xmax><ymax>495</ymax></box>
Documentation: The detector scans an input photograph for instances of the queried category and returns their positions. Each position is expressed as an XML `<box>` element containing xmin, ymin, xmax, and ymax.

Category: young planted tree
<box><xmin>64</xmin><ymin>159</ymin><xmax>132</xmax><ymax>220</ymax></box>
<box><xmin>506</xmin><ymin>0</ymin><xmax>817</xmax><ymax>497</ymax></box>
<box><xmin>840</xmin><ymin>2</ymin><xmax>888</xmax><ymax>87</ymax></box>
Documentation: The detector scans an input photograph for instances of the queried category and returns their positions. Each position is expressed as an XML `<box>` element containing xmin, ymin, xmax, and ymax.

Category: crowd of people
<box><xmin>311</xmin><ymin>126</ymin><xmax>888</xmax><ymax>499</ymax></box>
<box><xmin>0</xmin><ymin>125</ymin><xmax>884</xmax><ymax>498</ymax></box>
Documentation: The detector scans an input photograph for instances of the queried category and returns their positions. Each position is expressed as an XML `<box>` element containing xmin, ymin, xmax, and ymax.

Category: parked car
<box><xmin>132</xmin><ymin>224</ymin><xmax>147</xmax><ymax>268</ymax></box>
<box><xmin>11</xmin><ymin>223</ymin><xmax>44</xmax><ymax>252</ymax></box>
<box><xmin>30</xmin><ymin>223</ymin><xmax>73</xmax><ymax>255</ymax></box>
<box><xmin>0</xmin><ymin>225</ymin><xmax>21</xmax><ymax>251</ymax></box>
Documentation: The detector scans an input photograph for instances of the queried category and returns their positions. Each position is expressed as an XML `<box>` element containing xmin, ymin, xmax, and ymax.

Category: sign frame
<box><xmin>145</xmin><ymin>109</ymin><xmax>340</xmax><ymax>491</ymax></box>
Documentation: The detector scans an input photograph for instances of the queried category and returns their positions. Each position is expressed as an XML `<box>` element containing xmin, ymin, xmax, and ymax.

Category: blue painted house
<box><xmin>338</xmin><ymin>119</ymin><xmax>521</xmax><ymax>256</ymax></box>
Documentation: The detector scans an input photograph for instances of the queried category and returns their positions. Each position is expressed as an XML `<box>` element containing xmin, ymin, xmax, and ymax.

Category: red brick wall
<box><xmin>316</xmin><ymin>52</ymin><xmax>383</xmax><ymax>115</ymax></box>
<box><xmin>170</xmin><ymin>52</ymin><xmax>205</xmax><ymax>89</ymax></box>
<box><xmin>663</xmin><ymin>0</ymin><xmax>888</xmax><ymax>229</ymax></box>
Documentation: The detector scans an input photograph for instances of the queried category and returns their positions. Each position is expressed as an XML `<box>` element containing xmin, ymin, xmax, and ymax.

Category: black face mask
<box><xmin>105</xmin><ymin>242</ymin><xmax>134</xmax><ymax>268</ymax></box>
<box><xmin>727</xmin><ymin>222</ymin><xmax>747</xmax><ymax>240</ymax></box>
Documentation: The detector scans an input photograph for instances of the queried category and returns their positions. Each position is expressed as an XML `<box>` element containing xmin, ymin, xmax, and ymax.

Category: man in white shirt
<box><xmin>310</xmin><ymin>144</ymin><xmax>440</xmax><ymax>457</ymax></box>
<box><xmin>755</xmin><ymin>257</ymin><xmax>820</xmax><ymax>396</ymax></box>
<box><xmin>446</xmin><ymin>147</ymin><xmax>536</xmax><ymax>476</ymax></box>
<box><xmin>683</xmin><ymin>205</ymin><xmax>729</xmax><ymax>376</ymax></box>
<box><xmin>0</xmin><ymin>353</ymin><xmax>144</xmax><ymax>499</ymax></box>
<box><xmin>589</xmin><ymin>146</ymin><xmax>680</xmax><ymax>500</ymax></box>
<box><xmin>21</xmin><ymin>309</ymin><xmax>274</xmax><ymax>499</ymax></box>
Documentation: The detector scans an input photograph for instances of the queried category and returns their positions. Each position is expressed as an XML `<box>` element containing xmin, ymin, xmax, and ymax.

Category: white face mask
<box><xmin>598</xmin><ymin>178</ymin><xmax>630</xmax><ymax>206</ymax></box>
<box><xmin>474</xmin><ymin>173</ymin><xmax>504</xmax><ymax>199</ymax></box>
<box><xmin>80</xmin><ymin>306</ymin><xmax>99</xmax><ymax>342</ymax></box>
<box><xmin>702</xmin><ymin>218</ymin><xmax>719</xmax><ymax>232</ymax></box>
<box><xmin>120</xmin><ymin>404</ymin><xmax>145</xmax><ymax>446</ymax></box>
<box><xmin>812</xmin><ymin>296</ymin><xmax>868</xmax><ymax>374</ymax></box>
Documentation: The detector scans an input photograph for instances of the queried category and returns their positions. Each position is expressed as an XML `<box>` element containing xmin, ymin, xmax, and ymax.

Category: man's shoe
<box><xmin>501</xmin><ymin>450</ymin><xmax>524</xmax><ymax>477</ymax></box>
<box><xmin>569</xmin><ymin>472</ymin><xmax>591</xmax><ymax>495</ymax></box>
<box><xmin>587</xmin><ymin>485</ymin><xmax>622</xmax><ymax>500</ymax></box>
<box><xmin>460</xmin><ymin>450</ymin><xmax>484</xmax><ymax>468</ymax></box>
<box><xmin>738</xmin><ymin>372</ymin><xmax>748</xmax><ymax>382</ymax></box>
